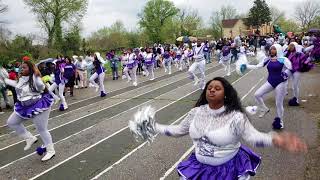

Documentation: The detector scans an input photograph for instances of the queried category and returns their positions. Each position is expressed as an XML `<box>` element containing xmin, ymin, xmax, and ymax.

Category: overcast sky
<box><xmin>2</xmin><ymin>0</ymin><xmax>305</xmax><ymax>39</ymax></box>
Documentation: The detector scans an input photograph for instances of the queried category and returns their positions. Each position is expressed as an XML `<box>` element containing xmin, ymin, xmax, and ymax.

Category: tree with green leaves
<box><xmin>277</xmin><ymin>17</ymin><xmax>299</xmax><ymax>33</ymax></box>
<box><xmin>88</xmin><ymin>20</ymin><xmax>129</xmax><ymax>51</ymax></box>
<box><xmin>245</xmin><ymin>0</ymin><xmax>271</xmax><ymax>27</ymax></box>
<box><xmin>62</xmin><ymin>26</ymin><xmax>82</xmax><ymax>55</ymax></box>
<box><xmin>24</xmin><ymin>0</ymin><xmax>88</xmax><ymax>50</ymax></box>
<box><xmin>138</xmin><ymin>0</ymin><xmax>179</xmax><ymax>43</ymax></box>
<box><xmin>176</xmin><ymin>8</ymin><xmax>202</xmax><ymax>36</ymax></box>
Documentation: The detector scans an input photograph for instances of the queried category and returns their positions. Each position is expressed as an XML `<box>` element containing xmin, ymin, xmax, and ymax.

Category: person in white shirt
<box><xmin>188</xmin><ymin>40</ymin><xmax>206</xmax><ymax>90</ymax></box>
<box><xmin>2</xmin><ymin>61</ymin><xmax>56</xmax><ymax>161</ymax></box>
<box><xmin>75</xmin><ymin>56</ymin><xmax>88</xmax><ymax>88</ymax></box>
<box><xmin>130</xmin><ymin>77</ymin><xmax>307</xmax><ymax>180</ymax></box>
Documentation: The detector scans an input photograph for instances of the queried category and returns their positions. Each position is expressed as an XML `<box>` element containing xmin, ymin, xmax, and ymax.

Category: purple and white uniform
<box><xmin>155</xmin><ymin>105</ymin><xmax>274</xmax><ymax>180</ymax></box>
<box><xmin>49</xmin><ymin>60</ymin><xmax>68</xmax><ymax>110</ymax></box>
<box><xmin>142</xmin><ymin>53</ymin><xmax>155</xmax><ymax>80</ymax></box>
<box><xmin>162</xmin><ymin>51</ymin><xmax>173</xmax><ymax>75</ymax></box>
<box><xmin>89</xmin><ymin>52</ymin><xmax>107</xmax><ymax>97</ymax></box>
<box><xmin>188</xmin><ymin>43</ymin><xmax>206</xmax><ymax>90</ymax></box>
<box><xmin>285</xmin><ymin>42</ymin><xmax>308</xmax><ymax>105</ymax></box>
<box><xmin>247</xmin><ymin>44</ymin><xmax>292</xmax><ymax>129</ymax></box>
<box><xmin>5</xmin><ymin>74</ymin><xmax>55</xmax><ymax>159</ymax></box>
<box><xmin>123</xmin><ymin>52</ymin><xmax>139</xmax><ymax>86</ymax></box>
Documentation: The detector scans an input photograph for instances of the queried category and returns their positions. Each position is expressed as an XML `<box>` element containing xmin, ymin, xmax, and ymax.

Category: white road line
<box><xmin>159</xmin><ymin>145</ymin><xmax>195</xmax><ymax>180</ymax></box>
<box><xmin>29</xmin><ymin>84</ymin><xmax>208</xmax><ymax>180</ymax></box>
<box><xmin>89</xmin><ymin>69</ymin><xmax>255</xmax><ymax>179</ymax></box>
<box><xmin>241</xmin><ymin>77</ymin><xmax>264</xmax><ymax>101</ymax></box>
<box><xmin>91</xmin><ymin>114</ymin><xmax>188</xmax><ymax>180</ymax></box>
<box><xmin>0</xmin><ymin>67</ymin><xmax>220</xmax><ymax>147</ymax></box>
<box><xmin>0</xmin><ymin>67</ymin><xmax>225</xmax><ymax>171</ymax></box>
<box><xmin>0</xmin><ymin>64</ymin><xmax>220</xmax><ymax>138</ymax></box>
<box><xmin>160</xmin><ymin>73</ymin><xmax>263</xmax><ymax>180</ymax></box>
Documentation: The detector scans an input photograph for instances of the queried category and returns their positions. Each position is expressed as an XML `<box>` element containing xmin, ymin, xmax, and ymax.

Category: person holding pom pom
<box><xmin>245</xmin><ymin>44</ymin><xmax>292</xmax><ymax>130</ymax></box>
<box><xmin>1</xmin><ymin>61</ymin><xmax>55</xmax><ymax>161</ymax></box>
<box><xmin>129</xmin><ymin>77</ymin><xmax>307</xmax><ymax>180</ymax></box>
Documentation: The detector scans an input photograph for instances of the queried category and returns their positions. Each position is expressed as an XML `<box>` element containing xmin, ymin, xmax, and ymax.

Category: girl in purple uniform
<box><xmin>246</xmin><ymin>44</ymin><xmax>292</xmax><ymax>130</ymax></box>
<box><xmin>89</xmin><ymin>52</ymin><xmax>107</xmax><ymax>97</ymax></box>
<box><xmin>49</xmin><ymin>58</ymin><xmax>68</xmax><ymax>111</ymax></box>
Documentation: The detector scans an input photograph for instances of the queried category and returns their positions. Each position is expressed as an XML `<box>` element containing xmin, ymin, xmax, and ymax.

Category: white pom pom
<box><xmin>245</xmin><ymin>106</ymin><xmax>258</xmax><ymax>115</ymax></box>
<box><xmin>236</xmin><ymin>54</ymin><xmax>248</xmax><ymax>76</ymax></box>
<box><xmin>128</xmin><ymin>106</ymin><xmax>157</xmax><ymax>143</ymax></box>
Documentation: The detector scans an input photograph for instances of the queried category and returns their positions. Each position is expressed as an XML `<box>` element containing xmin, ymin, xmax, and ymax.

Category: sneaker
<box><xmin>100</xmin><ymin>91</ymin><xmax>107</xmax><ymax>97</ymax></box>
<box><xmin>245</xmin><ymin>106</ymin><xmax>258</xmax><ymax>115</ymax></box>
<box><xmin>150</xmin><ymin>78</ymin><xmax>155</xmax><ymax>81</ymax></box>
<box><xmin>272</xmin><ymin>117</ymin><xmax>284</xmax><ymax>130</ymax></box>
<box><xmin>133</xmin><ymin>82</ymin><xmax>138</xmax><ymax>86</ymax></box>
<box><xmin>288</xmin><ymin>97</ymin><xmax>299</xmax><ymax>106</ymax></box>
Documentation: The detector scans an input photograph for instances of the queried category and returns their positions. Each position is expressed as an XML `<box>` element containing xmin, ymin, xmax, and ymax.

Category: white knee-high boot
<box><xmin>41</xmin><ymin>143</ymin><xmax>55</xmax><ymax>161</ymax></box>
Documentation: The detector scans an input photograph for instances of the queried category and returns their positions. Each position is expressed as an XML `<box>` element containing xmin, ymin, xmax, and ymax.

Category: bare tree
<box><xmin>0</xmin><ymin>0</ymin><xmax>8</xmax><ymax>24</ymax></box>
<box><xmin>270</xmin><ymin>6</ymin><xmax>284</xmax><ymax>24</ymax></box>
<box><xmin>220</xmin><ymin>5</ymin><xmax>237</xmax><ymax>20</ymax></box>
<box><xmin>178</xmin><ymin>7</ymin><xmax>202</xmax><ymax>36</ymax></box>
<box><xmin>295</xmin><ymin>0</ymin><xmax>320</xmax><ymax>30</ymax></box>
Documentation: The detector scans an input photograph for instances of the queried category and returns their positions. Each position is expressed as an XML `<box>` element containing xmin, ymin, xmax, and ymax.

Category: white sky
<box><xmin>2</xmin><ymin>0</ymin><xmax>305</xmax><ymax>39</ymax></box>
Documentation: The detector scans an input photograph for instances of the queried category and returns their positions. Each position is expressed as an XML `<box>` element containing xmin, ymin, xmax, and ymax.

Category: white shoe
<box><xmin>41</xmin><ymin>144</ymin><xmax>55</xmax><ymax>161</ymax></box>
<box><xmin>95</xmin><ymin>85</ymin><xmax>99</xmax><ymax>92</ymax></box>
<box><xmin>226</xmin><ymin>72</ymin><xmax>231</xmax><ymax>76</ymax></box>
<box><xmin>23</xmin><ymin>134</ymin><xmax>37</xmax><ymax>151</ymax></box>
<box><xmin>245</xmin><ymin>106</ymin><xmax>258</xmax><ymax>115</ymax></box>
<box><xmin>133</xmin><ymin>82</ymin><xmax>138</xmax><ymax>86</ymax></box>
<box><xmin>150</xmin><ymin>78</ymin><xmax>155</xmax><ymax>81</ymax></box>
<box><xmin>258</xmin><ymin>108</ymin><xmax>270</xmax><ymax>118</ymax></box>
<box><xmin>74</xmin><ymin>85</ymin><xmax>79</xmax><ymax>89</ymax></box>
<box><xmin>169</xmin><ymin>71</ymin><xmax>172</xmax><ymax>75</ymax></box>
<box><xmin>164</xmin><ymin>69</ymin><xmax>167</xmax><ymax>73</ymax></box>
<box><xmin>122</xmin><ymin>75</ymin><xmax>127</xmax><ymax>79</ymax></box>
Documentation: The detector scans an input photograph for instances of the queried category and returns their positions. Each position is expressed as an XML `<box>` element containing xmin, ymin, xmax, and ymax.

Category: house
<box><xmin>222</xmin><ymin>19</ymin><xmax>249</xmax><ymax>38</ymax></box>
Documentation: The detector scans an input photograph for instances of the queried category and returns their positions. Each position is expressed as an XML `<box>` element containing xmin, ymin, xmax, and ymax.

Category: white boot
<box><xmin>41</xmin><ymin>144</ymin><xmax>55</xmax><ymax>161</ymax></box>
<box><xmin>22</xmin><ymin>132</ymin><xmax>37</xmax><ymax>151</ymax></box>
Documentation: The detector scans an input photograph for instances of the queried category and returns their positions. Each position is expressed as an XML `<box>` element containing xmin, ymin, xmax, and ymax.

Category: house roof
<box><xmin>222</xmin><ymin>19</ymin><xmax>240</xmax><ymax>28</ymax></box>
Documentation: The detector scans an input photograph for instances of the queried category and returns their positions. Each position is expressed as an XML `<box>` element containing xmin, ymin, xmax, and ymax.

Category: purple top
<box><xmin>264</xmin><ymin>59</ymin><xmax>285</xmax><ymax>88</ymax></box>
<box><xmin>64</xmin><ymin>64</ymin><xmax>76</xmax><ymax>79</ymax></box>
<box><xmin>287</xmin><ymin>52</ymin><xmax>307</xmax><ymax>72</ymax></box>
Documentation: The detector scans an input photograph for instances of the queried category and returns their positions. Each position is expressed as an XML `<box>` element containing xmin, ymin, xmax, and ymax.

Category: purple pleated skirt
<box><xmin>14</xmin><ymin>93</ymin><xmax>54</xmax><ymax>119</ymax></box>
<box><xmin>177</xmin><ymin>145</ymin><xmax>261</xmax><ymax>180</ymax></box>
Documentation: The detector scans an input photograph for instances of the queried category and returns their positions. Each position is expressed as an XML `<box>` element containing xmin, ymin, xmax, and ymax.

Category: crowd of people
<box><xmin>0</xmin><ymin>29</ymin><xmax>319</xmax><ymax>179</ymax></box>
